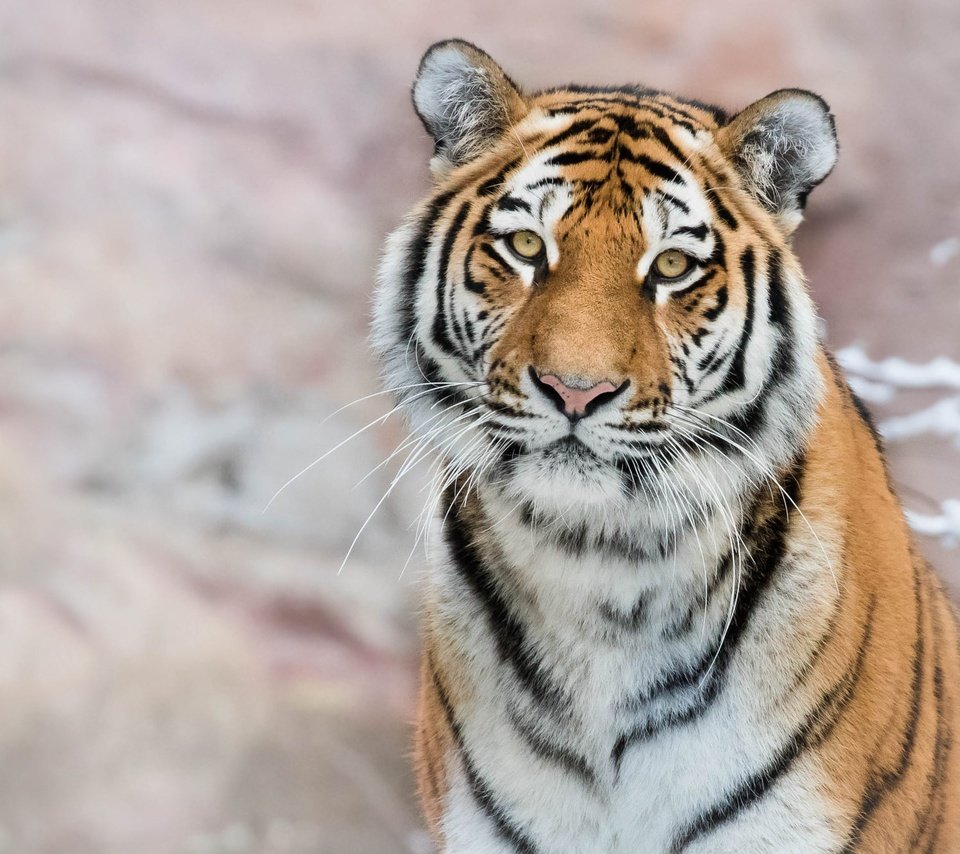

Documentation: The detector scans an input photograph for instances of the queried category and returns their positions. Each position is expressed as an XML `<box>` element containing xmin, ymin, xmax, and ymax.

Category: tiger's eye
<box><xmin>509</xmin><ymin>230</ymin><xmax>545</xmax><ymax>260</ymax></box>
<box><xmin>653</xmin><ymin>249</ymin><xmax>691</xmax><ymax>279</ymax></box>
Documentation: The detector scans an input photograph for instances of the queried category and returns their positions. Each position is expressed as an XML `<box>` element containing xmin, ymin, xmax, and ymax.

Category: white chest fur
<box><xmin>431</xmin><ymin>487</ymin><xmax>843</xmax><ymax>854</ymax></box>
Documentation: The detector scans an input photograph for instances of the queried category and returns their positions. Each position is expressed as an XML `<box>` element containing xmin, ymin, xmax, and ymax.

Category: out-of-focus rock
<box><xmin>0</xmin><ymin>0</ymin><xmax>957</xmax><ymax>850</ymax></box>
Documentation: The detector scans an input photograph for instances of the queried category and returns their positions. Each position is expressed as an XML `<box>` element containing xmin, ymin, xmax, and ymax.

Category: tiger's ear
<box><xmin>718</xmin><ymin>89</ymin><xmax>838</xmax><ymax>233</ymax></box>
<box><xmin>412</xmin><ymin>40</ymin><xmax>527</xmax><ymax>174</ymax></box>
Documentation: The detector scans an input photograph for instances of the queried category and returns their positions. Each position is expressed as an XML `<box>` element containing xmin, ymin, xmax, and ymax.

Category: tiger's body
<box><xmin>373</xmin><ymin>41</ymin><xmax>960</xmax><ymax>852</ymax></box>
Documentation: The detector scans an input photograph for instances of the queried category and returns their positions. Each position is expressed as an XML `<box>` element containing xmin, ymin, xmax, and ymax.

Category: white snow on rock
<box><xmin>879</xmin><ymin>397</ymin><xmax>960</xmax><ymax>445</ymax></box>
<box><xmin>836</xmin><ymin>345</ymin><xmax>960</xmax><ymax>390</ymax></box>
<box><xmin>906</xmin><ymin>501</ymin><xmax>960</xmax><ymax>547</ymax></box>
<box><xmin>839</xmin><ymin>344</ymin><xmax>960</xmax><ymax>547</ymax></box>
<box><xmin>845</xmin><ymin>375</ymin><xmax>896</xmax><ymax>404</ymax></box>
<box><xmin>930</xmin><ymin>236</ymin><xmax>960</xmax><ymax>267</ymax></box>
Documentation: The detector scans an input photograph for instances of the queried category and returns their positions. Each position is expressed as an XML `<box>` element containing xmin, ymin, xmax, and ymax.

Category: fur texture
<box><xmin>373</xmin><ymin>40</ymin><xmax>960</xmax><ymax>853</ymax></box>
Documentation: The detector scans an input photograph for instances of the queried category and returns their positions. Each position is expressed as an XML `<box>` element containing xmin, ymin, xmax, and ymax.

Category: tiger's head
<box><xmin>374</xmin><ymin>40</ymin><xmax>837</xmax><ymax>526</ymax></box>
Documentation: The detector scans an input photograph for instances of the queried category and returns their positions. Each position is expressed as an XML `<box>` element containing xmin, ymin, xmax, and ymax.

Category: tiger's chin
<box><xmin>493</xmin><ymin>436</ymin><xmax>630</xmax><ymax>518</ymax></box>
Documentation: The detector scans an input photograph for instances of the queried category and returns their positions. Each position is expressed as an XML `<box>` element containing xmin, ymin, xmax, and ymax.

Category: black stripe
<box><xmin>431</xmin><ymin>201</ymin><xmax>470</xmax><ymax>356</ymax></box>
<box><xmin>841</xmin><ymin>567</ymin><xmax>927</xmax><ymax>852</ymax></box>
<box><xmin>765</xmin><ymin>250</ymin><xmax>788</xmax><ymax>327</ymax></box>
<box><xmin>443</xmin><ymin>496</ymin><xmax>568</xmax><ymax>711</ymax></box>
<box><xmin>471</xmin><ymin>198</ymin><xmax>495</xmax><ymax>238</ymax></box>
<box><xmin>908</xmin><ymin>656</ymin><xmax>949</xmax><ymax>850</ymax></box>
<box><xmin>479</xmin><ymin>241</ymin><xmax>514</xmax><ymax>275</ymax></box>
<box><xmin>448</xmin><ymin>235</ymin><xmax>474</xmax><ymax>356</ymax></box>
<box><xmin>542</xmin><ymin>117</ymin><xmax>597</xmax><ymax>148</ymax></box>
<box><xmin>650</xmin><ymin>124</ymin><xmax>688</xmax><ymax>164</ymax></box>
<box><xmin>524</xmin><ymin>176</ymin><xmax>567</xmax><ymax>192</ymax></box>
<box><xmin>451</xmin><ymin>255</ymin><xmax>479</xmax><ymax>356</ymax></box>
<box><xmin>478</xmin><ymin>157</ymin><xmax>520</xmax><ymax>197</ymax></box>
<box><xmin>431</xmin><ymin>662</ymin><xmax>538</xmax><ymax>853</ymax></box>
<box><xmin>586</xmin><ymin>126</ymin><xmax>615</xmax><ymax>144</ymax></box>
<box><xmin>609</xmin><ymin>112</ymin><xmax>651</xmax><ymax>140</ymax></box>
<box><xmin>519</xmin><ymin>500</ymin><xmax>675</xmax><ymax>565</ymax></box>
<box><xmin>463</xmin><ymin>245</ymin><xmax>486</xmax><ymax>295</ymax></box>
<box><xmin>497</xmin><ymin>194</ymin><xmax>532</xmax><ymax>213</ymax></box>
<box><xmin>696</xmin><ymin>334</ymin><xmax>727</xmax><ymax>374</ymax></box>
<box><xmin>627</xmin><ymin>454</ymin><xmax>805</xmax><ymax>717</ymax></box>
<box><xmin>656</xmin><ymin>189</ymin><xmax>691</xmax><ymax>215</ymax></box>
<box><xmin>702</xmin><ymin>283</ymin><xmax>728</xmax><ymax>323</ymax></box>
<box><xmin>401</xmin><ymin>349</ymin><xmax>474</xmax><ymax>413</ymax></box>
<box><xmin>539</xmin><ymin>89</ymin><xmax>711</xmax><ymax>132</ymax></box>
<box><xmin>672</xmin><ymin>357</ymin><xmax>696</xmax><ymax>395</ymax></box>
<box><xmin>546</xmin><ymin>149</ymin><xmax>604</xmax><ymax>167</ymax></box>
<box><xmin>398</xmin><ymin>190</ymin><xmax>458</xmax><ymax>341</ymax></box>
<box><xmin>509</xmin><ymin>710</ymin><xmax>597</xmax><ymax>786</ymax></box>
<box><xmin>670</xmin><ymin>268</ymin><xmax>717</xmax><ymax>301</ymax></box>
<box><xmin>709</xmin><ymin>191</ymin><xmax>738</xmax><ymax>229</ymax></box>
<box><xmin>619</xmin><ymin>148</ymin><xmax>684</xmax><ymax>185</ymax></box>
<box><xmin>717</xmin><ymin>247</ymin><xmax>756</xmax><ymax>395</ymax></box>
<box><xmin>599</xmin><ymin>595</ymin><xmax>648</xmax><ymax>631</ymax></box>
<box><xmin>671</xmin><ymin>223</ymin><xmax>710</xmax><ymax>241</ymax></box>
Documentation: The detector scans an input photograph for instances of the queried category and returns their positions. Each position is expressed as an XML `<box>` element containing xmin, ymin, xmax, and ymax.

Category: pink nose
<box><xmin>535</xmin><ymin>373</ymin><xmax>620</xmax><ymax>419</ymax></box>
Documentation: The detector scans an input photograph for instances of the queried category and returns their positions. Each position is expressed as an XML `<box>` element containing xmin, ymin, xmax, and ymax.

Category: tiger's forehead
<box><xmin>524</xmin><ymin>87</ymin><xmax>725</xmax><ymax>134</ymax></box>
<box><xmin>486</xmin><ymin>97</ymin><xmax>720</xmax><ymax>239</ymax></box>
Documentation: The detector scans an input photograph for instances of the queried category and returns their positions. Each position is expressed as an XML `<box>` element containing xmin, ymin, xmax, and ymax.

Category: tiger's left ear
<box><xmin>412</xmin><ymin>40</ymin><xmax>528</xmax><ymax>175</ymax></box>
<box><xmin>718</xmin><ymin>89</ymin><xmax>838</xmax><ymax>234</ymax></box>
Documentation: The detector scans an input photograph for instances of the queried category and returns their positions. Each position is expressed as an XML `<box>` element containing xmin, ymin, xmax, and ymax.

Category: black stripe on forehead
<box><xmin>540</xmin><ymin>86</ymin><xmax>724</xmax><ymax>129</ymax></box>
<box><xmin>478</xmin><ymin>156</ymin><xmax>522</xmax><ymax>197</ymax></box>
<box><xmin>541</xmin><ymin>117</ymin><xmax>598</xmax><ymax>148</ymax></box>
<box><xmin>649</xmin><ymin>124</ymin><xmax>688</xmax><ymax>164</ymax></box>
<box><xmin>618</xmin><ymin>148</ymin><xmax>685</xmax><ymax>185</ymax></box>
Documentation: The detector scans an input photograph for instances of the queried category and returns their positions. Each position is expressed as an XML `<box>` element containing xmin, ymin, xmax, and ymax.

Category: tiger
<box><xmin>371</xmin><ymin>39</ymin><xmax>960</xmax><ymax>853</ymax></box>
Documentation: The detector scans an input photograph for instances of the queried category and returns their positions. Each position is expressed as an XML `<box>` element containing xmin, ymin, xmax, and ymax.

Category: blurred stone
<box><xmin>0</xmin><ymin>0</ymin><xmax>957</xmax><ymax>850</ymax></box>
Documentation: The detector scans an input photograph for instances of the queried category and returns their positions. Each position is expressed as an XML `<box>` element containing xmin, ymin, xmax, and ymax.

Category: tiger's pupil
<box><xmin>510</xmin><ymin>230</ymin><xmax>544</xmax><ymax>260</ymax></box>
<box><xmin>654</xmin><ymin>250</ymin><xmax>690</xmax><ymax>279</ymax></box>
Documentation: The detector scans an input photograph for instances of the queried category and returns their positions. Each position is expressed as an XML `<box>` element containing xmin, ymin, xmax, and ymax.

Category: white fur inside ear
<box><xmin>735</xmin><ymin>95</ymin><xmax>837</xmax><ymax>218</ymax></box>
<box><xmin>413</xmin><ymin>44</ymin><xmax>511</xmax><ymax>167</ymax></box>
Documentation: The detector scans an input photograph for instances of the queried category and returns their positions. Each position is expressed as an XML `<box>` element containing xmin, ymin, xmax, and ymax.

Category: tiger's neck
<box><xmin>438</xmin><ymin>442</ymin><xmax>806</xmax><ymax>661</ymax></box>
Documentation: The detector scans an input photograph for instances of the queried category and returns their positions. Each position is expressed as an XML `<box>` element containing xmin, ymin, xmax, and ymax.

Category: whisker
<box><xmin>668</xmin><ymin>406</ymin><xmax>838</xmax><ymax>595</ymax></box>
<box><xmin>320</xmin><ymin>379</ymin><xmax>483</xmax><ymax>427</ymax></box>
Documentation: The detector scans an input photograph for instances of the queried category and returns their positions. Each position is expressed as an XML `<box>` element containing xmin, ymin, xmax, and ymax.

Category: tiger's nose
<box><xmin>530</xmin><ymin>368</ymin><xmax>628</xmax><ymax>420</ymax></box>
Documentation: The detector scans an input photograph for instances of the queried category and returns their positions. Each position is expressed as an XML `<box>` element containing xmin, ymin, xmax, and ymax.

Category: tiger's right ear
<box><xmin>412</xmin><ymin>40</ymin><xmax>527</xmax><ymax>174</ymax></box>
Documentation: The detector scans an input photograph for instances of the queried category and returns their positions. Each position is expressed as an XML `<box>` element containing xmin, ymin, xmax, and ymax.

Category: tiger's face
<box><xmin>375</xmin><ymin>41</ymin><xmax>836</xmax><ymax>522</ymax></box>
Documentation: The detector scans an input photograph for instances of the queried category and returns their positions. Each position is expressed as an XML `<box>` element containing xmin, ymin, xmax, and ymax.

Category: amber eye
<box><xmin>652</xmin><ymin>249</ymin><xmax>692</xmax><ymax>279</ymax></box>
<box><xmin>508</xmin><ymin>230</ymin><xmax>545</xmax><ymax>261</ymax></box>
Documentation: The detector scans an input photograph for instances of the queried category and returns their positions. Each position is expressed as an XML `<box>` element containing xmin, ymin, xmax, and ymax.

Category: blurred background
<box><xmin>1</xmin><ymin>0</ymin><xmax>958</xmax><ymax>851</ymax></box>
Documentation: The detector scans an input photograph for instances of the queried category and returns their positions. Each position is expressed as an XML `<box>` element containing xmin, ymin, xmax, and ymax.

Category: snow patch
<box><xmin>879</xmin><ymin>398</ymin><xmax>960</xmax><ymax>445</ymax></box>
<box><xmin>905</xmin><ymin>501</ymin><xmax>960</xmax><ymax>547</ymax></box>
<box><xmin>845</xmin><ymin>375</ymin><xmax>895</xmax><ymax>404</ymax></box>
<box><xmin>836</xmin><ymin>345</ymin><xmax>960</xmax><ymax>389</ymax></box>
<box><xmin>930</xmin><ymin>236</ymin><xmax>960</xmax><ymax>267</ymax></box>
<box><xmin>840</xmin><ymin>343</ymin><xmax>960</xmax><ymax>547</ymax></box>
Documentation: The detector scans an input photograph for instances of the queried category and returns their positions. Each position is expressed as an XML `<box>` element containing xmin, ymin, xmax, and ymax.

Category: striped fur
<box><xmin>373</xmin><ymin>40</ymin><xmax>960</xmax><ymax>852</ymax></box>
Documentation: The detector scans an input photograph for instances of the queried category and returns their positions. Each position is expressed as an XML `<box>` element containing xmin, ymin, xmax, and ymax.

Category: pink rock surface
<box><xmin>0</xmin><ymin>0</ymin><xmax>957</xmax><ymax>850</ymax></box>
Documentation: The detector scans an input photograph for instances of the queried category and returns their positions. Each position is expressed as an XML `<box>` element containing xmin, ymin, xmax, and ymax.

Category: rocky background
<box><xmin>0</xmin><ymin>0</ymin><xmax>958</xmax><ymax>851</ymax></box>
